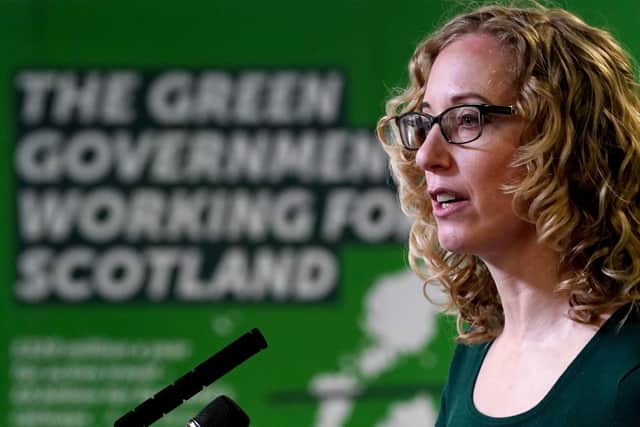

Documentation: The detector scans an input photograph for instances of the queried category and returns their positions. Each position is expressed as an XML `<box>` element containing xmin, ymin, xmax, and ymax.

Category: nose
<box><xmin>415</xmin><ymin>124</ymin><xmax>452</xmax><ymax>173</ymax></box>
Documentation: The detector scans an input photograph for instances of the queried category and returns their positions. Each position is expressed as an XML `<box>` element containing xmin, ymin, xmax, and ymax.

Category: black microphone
<box><xmin>114</xmin><ymin>328</ymin><xmax>267</xmax><ymax>427</ymax></box>
<box><xmin>186</xmin><ymin>395</ymin><xmax>249</xmax><ymax>427</ymax></box>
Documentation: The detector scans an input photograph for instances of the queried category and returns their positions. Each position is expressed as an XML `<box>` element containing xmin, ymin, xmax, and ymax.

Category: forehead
<box><xmin>423</xmin><ymin>33</ymin><xmax>517</xmax><ymax>108</ymax></box>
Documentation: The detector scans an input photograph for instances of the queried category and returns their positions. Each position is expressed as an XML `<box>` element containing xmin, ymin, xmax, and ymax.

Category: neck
<box><xmin>481</xmin><ymin>238</ymin><xmax>574</xmax><ymax>342</ymax></box>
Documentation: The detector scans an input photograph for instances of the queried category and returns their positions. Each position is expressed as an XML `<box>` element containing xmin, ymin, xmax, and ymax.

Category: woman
<box><xmin>377</xmin><ymin>3</ymin><xmax>640</xmax><ymax>426</ymax></box>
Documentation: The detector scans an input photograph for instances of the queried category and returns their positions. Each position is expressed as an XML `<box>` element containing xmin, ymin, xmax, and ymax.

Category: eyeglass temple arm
<box><xmin>481</xmin><ymin>105</ymin><xmax>516</xmax><ymax>115</ymax></box>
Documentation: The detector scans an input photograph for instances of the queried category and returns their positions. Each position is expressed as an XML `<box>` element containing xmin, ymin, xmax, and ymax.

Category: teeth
<box><xmin>436</xmin><ymin>193</ymin><xmax>457</xmax><ymax>203</ymax></box>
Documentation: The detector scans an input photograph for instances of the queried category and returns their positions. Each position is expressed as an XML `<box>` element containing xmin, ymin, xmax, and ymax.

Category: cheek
<box><xmin>463</xmin><ymin>163</ymin><xmax>521</xmax><ymax>220</ymax></box>
<box><xmin>467</xmin><ymin>162</ymin><xmax>510</xmax><ymax>194</ymax></box>
<box><xmin>471</xmin><ymin>149</ymin><xmax>521</xmax><ymax>192</ymax></box>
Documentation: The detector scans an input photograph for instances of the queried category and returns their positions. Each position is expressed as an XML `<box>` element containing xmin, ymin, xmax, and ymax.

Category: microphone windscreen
<box><xmin>190</xmin><ymin>395</ymin><xmax>250</xmax><ymax>427</ymax></box>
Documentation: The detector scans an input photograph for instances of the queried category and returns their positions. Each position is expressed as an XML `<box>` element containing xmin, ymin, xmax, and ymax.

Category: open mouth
<box><xmin>435</xmin><ymin>193</ymin><xmax>467</xmax><ymax>208</ymax></box>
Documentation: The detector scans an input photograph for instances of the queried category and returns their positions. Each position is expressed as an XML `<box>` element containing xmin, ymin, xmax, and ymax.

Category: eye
<box><xmin>398</xmin><ymin>113</ymin><xmax>431</xmax><ymax>149</ymax></box>
<box><xmin>411</xmin><ymin>128</ymin><xmax>427</xmax><ymax>142</ymax></box>
<box><xmin>406</xmin><ymin>115</ymin><xmax>423</xmax><ymax>127</ymax></box>
<box><xmin>458</xmin><ymin>111</ymin><xmax>480</xmax><ymax>128</ymax></box>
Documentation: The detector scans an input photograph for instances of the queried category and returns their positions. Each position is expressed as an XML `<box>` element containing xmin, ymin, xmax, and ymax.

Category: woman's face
<box><xmin>416</xmin><ymin>33</ymin><xmax>532</xmax><ymax>260</ymax></box>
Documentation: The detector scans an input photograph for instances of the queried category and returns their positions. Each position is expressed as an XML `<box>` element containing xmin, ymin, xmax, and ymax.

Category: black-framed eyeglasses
<box><xmin>394</xmin><ymin>104</ymin><xmax>516</xmax><ymax>149</ymax></box>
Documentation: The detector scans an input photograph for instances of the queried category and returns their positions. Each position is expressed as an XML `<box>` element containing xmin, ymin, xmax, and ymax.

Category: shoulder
<box><xmin>448</xmin><ymin>340</ymin><xmax>489</xmax><ymax>378</ymax></box>
<box><xmin>441</xmin><ymin>341</ymin><xmax>489</xmax><ymax>401</ymax></box>
<box><xmin>437</xmin><ymin>341</ymin><xmax>489</xmax><ymax>426</ymax></box>
<box><xmin>599</xmin><ymin>304</ymin><xmax>640</xmax><ymax>362</ymax></box>
<box><xmin>593</xmin><ymin>305</ymin><xmax>640</xmax><ymax>377</ymax></box>
<box><xmin>600</xmin><ymin>305</ymin><xmax>640</xmax><ymax>425</ymax></box>
<box><xmin>611</xmin><ymin>365</ymin><xmax>640</xmax><ymax>426</ymax></box>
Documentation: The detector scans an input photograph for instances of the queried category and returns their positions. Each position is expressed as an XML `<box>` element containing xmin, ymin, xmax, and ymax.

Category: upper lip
<box><xmin>428</xmin><ymin>188</ymin><xmax>468</xmax><ymax>202</ymax></box>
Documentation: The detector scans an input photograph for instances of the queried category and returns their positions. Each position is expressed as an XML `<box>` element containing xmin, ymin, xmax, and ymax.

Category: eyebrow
<box><xmin>421</xmin><ymin>92</ymin><xmax>493</xmax><ymax>111</ymax></box>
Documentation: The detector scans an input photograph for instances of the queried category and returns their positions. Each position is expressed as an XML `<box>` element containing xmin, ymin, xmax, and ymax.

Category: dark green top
<box><xmin>435</xmin><ymin>304</ymin><xmax>640</xmax><ymax>426</ymax></box>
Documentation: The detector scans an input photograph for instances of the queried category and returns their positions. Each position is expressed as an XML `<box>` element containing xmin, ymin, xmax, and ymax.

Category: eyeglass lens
<box><xmin>399</xmin><ymin>106</ymin><xmax>483</xmax><ymax>148</ymax></box>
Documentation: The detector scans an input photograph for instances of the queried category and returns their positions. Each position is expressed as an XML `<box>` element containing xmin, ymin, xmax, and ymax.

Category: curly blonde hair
<box><xmin>377</xmin><ymin>2</ymin><xmax>640</xmax><ymax>343</ymax></box>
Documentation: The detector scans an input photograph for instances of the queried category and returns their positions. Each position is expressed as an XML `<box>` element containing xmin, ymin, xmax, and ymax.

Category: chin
<box><xmin>437</xmin><ymin>231</ymin><xmax>469</xmax><ymax>254</ymax></box>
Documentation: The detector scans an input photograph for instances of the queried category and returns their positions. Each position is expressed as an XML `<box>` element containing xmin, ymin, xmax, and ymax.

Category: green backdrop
<box><xmin>2</xmin><ymin>1</ymin><xmax>638</xmax><ymax>426</ymax></box>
